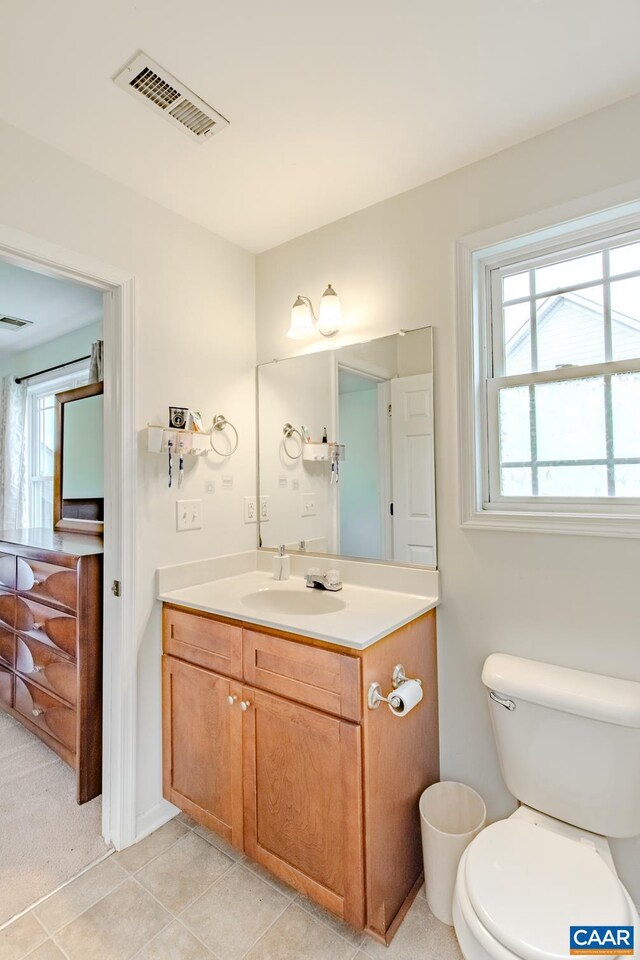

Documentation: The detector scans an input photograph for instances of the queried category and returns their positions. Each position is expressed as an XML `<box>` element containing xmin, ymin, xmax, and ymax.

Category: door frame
<box><xmin>0</xmin><ymin>224</ymin><xmax>137</xmax><ymax>850</ymax></box>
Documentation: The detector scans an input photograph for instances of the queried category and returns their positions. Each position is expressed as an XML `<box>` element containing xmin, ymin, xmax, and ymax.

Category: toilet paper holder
<box><xmin>367</xmin><ymin>663</ymin><xmax>423</xmax><ymax>711</ymax></box>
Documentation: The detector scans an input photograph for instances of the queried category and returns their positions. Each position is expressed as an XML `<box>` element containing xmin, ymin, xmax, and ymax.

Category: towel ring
<box><xmin>210</xmin><ymin>414</ymin><xmax>239</xmax><ymax>456</ymax></box>
<box><xmin>283</xmin><ymin>423</ymin><xmax>303</xmax><ymax>460</ymax></box>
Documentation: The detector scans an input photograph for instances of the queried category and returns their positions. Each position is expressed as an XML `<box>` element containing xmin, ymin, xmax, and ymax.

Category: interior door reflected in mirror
<box><xmin>257</xmin><ymin>327</ymin><xmax>436</xmax><ymax>568</ymax></box>
<box><xmin>54</xmin><ymin>382</ymin><xmax>104</xmax><ymax>535</ymax></box>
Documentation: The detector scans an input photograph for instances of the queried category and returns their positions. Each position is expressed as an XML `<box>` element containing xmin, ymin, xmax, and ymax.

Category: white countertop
<box><xmin>159</xmin><ymin>570</ymin><xmax>437</xmax><ymax>650</ymax></box>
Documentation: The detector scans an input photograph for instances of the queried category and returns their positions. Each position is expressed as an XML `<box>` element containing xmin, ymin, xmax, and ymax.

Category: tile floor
<box><xmin>0</xmin><ymin>813</ymin><xmax>464</xmax><ymax>960</ymax></box>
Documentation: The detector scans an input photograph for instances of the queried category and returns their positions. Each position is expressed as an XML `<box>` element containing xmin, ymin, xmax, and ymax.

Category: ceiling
<box><xmin>0</xmin><ymin>261</ymin><xmax>102</xmax><ymax>356</ymax></box>
<box><xmin>1</xmin><ymin>0</ymin><xmax>640</xmax><ymax>253</ymax></box>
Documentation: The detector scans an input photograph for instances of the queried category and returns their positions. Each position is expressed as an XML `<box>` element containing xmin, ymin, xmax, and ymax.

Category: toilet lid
<box><xmin>464</xmin><ymin>819</ymin><xmax>634</xmax><ymax>960</ymax></box>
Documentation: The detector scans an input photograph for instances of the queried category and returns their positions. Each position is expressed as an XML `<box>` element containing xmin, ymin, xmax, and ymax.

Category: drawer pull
<box><xmin>227</xmin><ymin>695</ymin><xmax>237</xmax><ymax>705</ymax></box>
<box><xmin>32</xmin><ymin>707</ymin><xmax>44</xmax><ymax>717</ymax></box>
<box><xmin>240</xmin><ymin>700</ymin><xmax>251</xmax><ymax>712</ymax></box>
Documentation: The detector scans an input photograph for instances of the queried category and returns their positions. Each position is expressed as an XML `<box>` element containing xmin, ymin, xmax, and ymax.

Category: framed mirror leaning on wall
<box><xmin>54</xmin><ymin>381</ymin><xmax>104</xmax><ymax>535</ymax></box>
<box><xmin>257</xmin><ymin>326</ymin><xmax>436</xmax><ymax>568</ymax></box>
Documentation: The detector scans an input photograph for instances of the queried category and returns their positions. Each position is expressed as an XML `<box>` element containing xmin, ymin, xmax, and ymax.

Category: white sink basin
<box><xmin>240</xmin><ymin>587</ymin><xmax>346</xmax><ymax>616</ymax></box>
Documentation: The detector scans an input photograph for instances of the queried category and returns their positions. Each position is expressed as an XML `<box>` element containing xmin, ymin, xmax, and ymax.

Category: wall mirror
<box><xmin>54</xmin><ymin>382</ymin><xmax>104</xmax><ymax>534</ymax></box>
<box><xmin>257</xmin><ymin>326</ymin><xmax>436</xmax><ymax>568</ymax></box>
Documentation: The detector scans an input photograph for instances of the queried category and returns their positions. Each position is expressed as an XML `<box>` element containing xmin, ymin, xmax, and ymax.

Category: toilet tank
<box><xmin>482</xmin><ymin>654</ymin><xmax>640</xmax><ymax>838</ymax></box>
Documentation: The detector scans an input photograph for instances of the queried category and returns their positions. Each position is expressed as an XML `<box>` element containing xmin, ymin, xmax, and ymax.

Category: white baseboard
<box><xmin>135</xmin><ymin>799</ymin><xmax>180</xmax><ymax>843</ymax></box>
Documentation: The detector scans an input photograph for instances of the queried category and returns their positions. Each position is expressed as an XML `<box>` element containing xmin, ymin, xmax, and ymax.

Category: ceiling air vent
<box><xmin>0</xmin><ymin>315</ymin><xmax>32</xmax><ymax>331</ymax></box>
<box><xmin>113</xmin><ymin>52</ymin><xmax>229</xmax><ymax>143</ymax></box>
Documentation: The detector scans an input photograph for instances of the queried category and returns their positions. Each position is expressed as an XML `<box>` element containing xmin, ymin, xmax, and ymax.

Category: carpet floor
<box><xmin>0</xmin><ymin>709</ymin><xmax>109</xmax><ymax>926</ymax></box>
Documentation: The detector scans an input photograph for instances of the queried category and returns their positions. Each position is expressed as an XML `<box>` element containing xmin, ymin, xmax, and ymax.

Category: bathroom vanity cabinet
<box><xmin>162</xmin><ymin>602</ymin><xmax>439</xmax><ymax>943</ymax></box>
<box><xmin>0</xmin><ymin>530</ymin><xmax>103</xmax><ymax>804</ymax></box>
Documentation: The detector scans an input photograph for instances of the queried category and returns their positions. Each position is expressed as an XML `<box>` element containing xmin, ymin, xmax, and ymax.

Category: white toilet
<box><xmin>453</xmin><ymin>653</ymin><xmax>640</xmax><ymax>960</ymax></box>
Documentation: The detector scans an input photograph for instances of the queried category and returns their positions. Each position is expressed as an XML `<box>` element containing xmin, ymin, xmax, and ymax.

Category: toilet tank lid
<box><xmin>482</xmin><ymin>654</ymin><xmax>640</xmax><ymax>728</ymax></box>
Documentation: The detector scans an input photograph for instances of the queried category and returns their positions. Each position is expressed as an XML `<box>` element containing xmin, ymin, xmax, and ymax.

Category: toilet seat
<box><xmin>459</xmin><ymin>818</ymin><xmax>635</xmax><ymax>960</ymax></box>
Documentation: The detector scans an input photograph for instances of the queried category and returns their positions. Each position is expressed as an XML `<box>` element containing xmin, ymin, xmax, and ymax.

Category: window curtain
<box><xmin>0</xmin><ymin>375</ymin><xmax>28</xmax><ymax>529</ymax></box>
<box><xmin>88</xmin><ymin>340</ymin><xmax>104</xmax><ymax>383</ymax></box>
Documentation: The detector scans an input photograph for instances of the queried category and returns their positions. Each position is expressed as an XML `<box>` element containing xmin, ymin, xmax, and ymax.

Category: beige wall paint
<box><xmin>256</xmin><ymin>94</ymin><xmax>640</xmax><ymax>901</ymax></box>
<box><xmin>0</xmin><ymin>119</ymin><xmax>256</xmax><ymax>828</ymax></box>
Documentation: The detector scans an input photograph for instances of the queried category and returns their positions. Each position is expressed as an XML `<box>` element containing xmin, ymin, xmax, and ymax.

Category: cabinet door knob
<box><xmin>32</xmin><ymin>707</ymin><xmax>44</xmax><ymax>717</ymax></box>
<box><xmin>240</xmin><ymin>700</ymin><xmax>251</xmax><ymax>711</ymax></box>
<box><xmin>32</xmin><ymin>622</ymin><xmax>43</xmax><ymax>631</ymax></box>
<box><xmin>227</xmin><ymin>695</ymin><xmax>237</xmax><ymax>705</ymax></box>
<box><xmin>32</xmin><ymin>664</ymin><xmax>45</xmax><ymax>673</ymax></box>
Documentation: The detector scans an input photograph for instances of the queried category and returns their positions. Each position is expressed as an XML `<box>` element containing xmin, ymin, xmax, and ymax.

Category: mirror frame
<box><xmin>256</xmin><ymin>327</ymin><xmax>437</xmax><ymax>571</ymax></box>
<box><xmin>54</xmin><ymin>381</ymin><xmax>104</xmax><ymax>536</ymax></box>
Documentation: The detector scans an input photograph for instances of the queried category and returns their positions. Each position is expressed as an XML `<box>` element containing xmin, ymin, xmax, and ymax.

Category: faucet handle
<box><xmin>326</xmin><ymin>569</ymin><xmax>342</xmax><ymax>586</ymax></box>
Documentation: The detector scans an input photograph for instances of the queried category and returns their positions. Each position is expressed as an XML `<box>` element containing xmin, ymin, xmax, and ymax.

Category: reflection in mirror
<box><xmin>258</xmin><ymin>327</ymin><xmax>435</xmax><ymax>568</ymax></box>
<box><xmin>54</xmin><ymin>382</ymin><xmax>104</xmax><ymax>534</ymax></box>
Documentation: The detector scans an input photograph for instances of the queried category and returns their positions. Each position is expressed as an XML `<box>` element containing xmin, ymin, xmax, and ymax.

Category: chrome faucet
<box><xmin>304</xmin><ymin>568</ymin><xmax>343</xmax><ymax>592</ymax></box>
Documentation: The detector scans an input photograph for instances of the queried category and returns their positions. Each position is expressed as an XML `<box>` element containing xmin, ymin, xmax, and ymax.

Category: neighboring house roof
<box><xmin>506</xmin><ymin>291</ymin><xmax>640</xmax><ymax>374</ymax></box>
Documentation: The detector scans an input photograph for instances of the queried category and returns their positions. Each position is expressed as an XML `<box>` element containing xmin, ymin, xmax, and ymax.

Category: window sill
<box><xmin>461</xmin><ymin>507</ymin><xmax>640</xmax><ymax>539</ymax></box>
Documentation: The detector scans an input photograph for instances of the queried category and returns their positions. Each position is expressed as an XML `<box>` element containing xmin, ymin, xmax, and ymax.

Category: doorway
<box><xmin>0</xmin><ymin>226</ymin><xmax>136</xmax><ymax>923</ymax></box>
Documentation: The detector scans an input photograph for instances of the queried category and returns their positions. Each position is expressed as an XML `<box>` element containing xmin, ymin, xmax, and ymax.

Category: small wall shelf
<box><xmin>301</xmin><ymin>442</ymin><xmax>346</xmax><ymax>463</ymax></box>
<box><xmin>147</xmin><ymin>425</ymin><xmax>211</xmax><ymax>456</ymax></box>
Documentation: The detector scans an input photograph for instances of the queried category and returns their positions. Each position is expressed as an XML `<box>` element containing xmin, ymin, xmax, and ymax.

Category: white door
<box><xmin>390</xmin><ymin>373</ymin><xmax>436</xmax><ymax>565</ymax></box>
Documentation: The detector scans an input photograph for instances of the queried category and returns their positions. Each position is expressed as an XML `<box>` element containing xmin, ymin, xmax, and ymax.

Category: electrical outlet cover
<box><xmin>260</xmin><ymin>496</ymin><xmax>269</xmax><ymax>521</ymax></box>
<box><xmin>244</xmin><ymin>496</ymin><xmax>257</xmax><ymax>523</ymax></box>
<box><xmin>301</xmin><ymin>493</ymin><xmax>316</xmax><ymax>517</ymax></box>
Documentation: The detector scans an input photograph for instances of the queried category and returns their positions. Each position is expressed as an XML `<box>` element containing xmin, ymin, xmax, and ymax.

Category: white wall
<box><xmin>256</xmin><ymin>93</ymin><xmax>640</xmax><ymax>901</ymax></box>
<box><xmin>0</xmin><ymin>119</ymin><xmax>256</xmax><ymax>828</ymax></box>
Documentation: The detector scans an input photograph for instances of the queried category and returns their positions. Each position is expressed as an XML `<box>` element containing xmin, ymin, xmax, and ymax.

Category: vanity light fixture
<box><xmin>287</xmin><ymin>284</ymin><xmax>344</xmax><ymax>339</ymax></box>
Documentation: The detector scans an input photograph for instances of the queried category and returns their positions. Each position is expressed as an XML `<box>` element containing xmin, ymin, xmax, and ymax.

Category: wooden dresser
<box><xmin>0</xmin><ymin>529</ymin><xmax>103</xmax><ymax>804</ymax></box>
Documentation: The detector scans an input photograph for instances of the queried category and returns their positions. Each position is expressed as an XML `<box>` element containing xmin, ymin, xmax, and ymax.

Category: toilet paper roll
<box><xmin>388</xmin><ymin>678</ymin><xmax>423</xmax><ymax>716</ymax></box>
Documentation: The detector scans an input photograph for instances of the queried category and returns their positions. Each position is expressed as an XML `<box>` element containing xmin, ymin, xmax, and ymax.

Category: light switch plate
<box><xmin>176</xmin><ymin>499</ymin><xmax>203</xmax><ymax>531</ymax></box>
<box><xmin>301</xmin><ymin>493</ymin><xmax>316</xmax><ymax>517</ymax></box>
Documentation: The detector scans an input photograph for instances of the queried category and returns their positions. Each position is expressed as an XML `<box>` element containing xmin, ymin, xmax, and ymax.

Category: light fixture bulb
<box><xmin>317</xmin><ymin>284</ymin><xmax>343</xmax><ymax>336</ymax></box>
<box><xmin>287</xmin><ymin>296</ymin><xmax>315</xmax><ymax>339</ymax></box>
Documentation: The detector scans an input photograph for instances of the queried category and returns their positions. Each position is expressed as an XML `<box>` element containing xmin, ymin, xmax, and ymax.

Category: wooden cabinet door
<box><xmin>242</xmin><ymin>686</ymin><xmax>365</xmax><ymax>929</ymax></box>
<box><xmin>162</xmin><ymin>655</ymin><xmax>243</xmax><ymax>849</ymax></box>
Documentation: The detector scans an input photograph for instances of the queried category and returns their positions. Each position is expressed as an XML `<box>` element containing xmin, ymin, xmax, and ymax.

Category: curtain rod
<box><xmin>15</xmin><ymin>354</ymin><xmax>91</xmax><ymax>384</ymax></box>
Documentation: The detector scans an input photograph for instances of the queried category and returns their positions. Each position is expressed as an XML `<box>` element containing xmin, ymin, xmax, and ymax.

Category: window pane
<box><xmin>610</xmin><ymin>277</ymin><xmax>640</xmax><ymax>361</ymax></box>
<box><xmin>504</xmin><ymin>303</ymin><xmax>531</xmax><ymax>375</ymax></box>
<box><xmin>615</xmin><ymin>465</ymin><xmax>640</xmax><ymax>497</ymax></box>
<box><xmin>503</xmin><ymin>271</ymin><xmax>529</xmax><ymax>302</ymax></box>
<box><xmin>537</xmin><ymin>465</ymin><xmax>608</xmax><ymax>497</ymax></box>
<box><xmin>501</xmin><ymin>467</ymin><xmax>532</xmax><ymax>496</ymax></box>
<box><xmin>610</xmin><ymin>241</ymin><xmax>640</xmax><ymax>278</ymax></box>
<box><xmin>535</xmin><ymin>376</ymin><xmax>606</xmax><ymax>461</ymax></box>
<box><xmin>535</xmin><ymin>253</ymin><xmax>602</xmax><ymax>295</ymax></box>
<box><xmin>535</xmin><ymin>290</ymin><xmax>605</xmax><ymax>371</ymax></box>
<box><xmin>499</xmin><ymin>385</ymin><xmax>530</xmax><ymax>462</ymax></box>
<box><xmin>612</xmin><ymin>372</ymin><xmax>640</xmax><ymax>458</ymax></box>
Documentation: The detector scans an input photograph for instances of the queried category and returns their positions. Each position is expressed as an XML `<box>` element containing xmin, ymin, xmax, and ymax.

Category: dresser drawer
<box><xmin>0</xmin><ymin>553</ymin><xmax>17</xmax><ymax>589</ymax></box>
<box><xmin>0</xmin><ymin>591</ymin><xmax>15</xmax><ymax>629</ymax></box>
<box><xmin>14</xmin><ymin>676</ymin><xmax>76</xmax><ymax>752</ymax></box>
<box><xmin>16</xmin><ymin>557</ymin><xmax>78</xmax><ymax>613</ymax></box>
<box><xmin>163</xmin><ymin>606</ymin><xmax>243</xmax><ymax>679</ymax></box>
<box><xmin>14</xmin><ymin>596</ymin><xmax>77</xmax><ymax>660</ymax></box>
<box><xmin>243</xmin><ymin>630</ymin><xmax>361</xmax><ymax>722</ymax></box>
<box><xmin>0</xmin><ymin>664</ymin><xmax>13</xmax><ymax>708</ymax></box>
<box><xmin>0</xmin><ymin>627</ymin><xmax>14</xmax><ymax>668</ymax></box>
<box><xmin>15</xmin><ymin>635</ymin><xmax>77</xmax><ymax>706</ymax></box>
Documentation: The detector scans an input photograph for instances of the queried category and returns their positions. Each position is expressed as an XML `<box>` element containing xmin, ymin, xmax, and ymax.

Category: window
<box><xmin>458</xmin><ymin>200</ymin><xmax>640</xmax><ymax>536</ymax></box>
<box><xmin>27</xmin><ymin>363</ymin><xmax>90</xmax><ymax>528</ymax></box>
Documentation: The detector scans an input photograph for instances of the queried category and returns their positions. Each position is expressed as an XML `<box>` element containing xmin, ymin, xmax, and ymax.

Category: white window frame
<box><xmin>457</xmin><ymin>195</ymin><xmax>640</xmax><ymax>538</ymax></box>
<box><xmin>26</xmin><ymin>360</ymin><xmax>91</xmax><ymax>529</ymax></box>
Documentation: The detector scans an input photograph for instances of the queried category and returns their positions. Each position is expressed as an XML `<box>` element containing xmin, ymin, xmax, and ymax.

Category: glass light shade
<box><xmin>317</xmin><ymin>284</ymin><xmax>344</xmax><ymax>335</ymax></box>
<box><xmin>287</xmin><ymin>297</ymin><xmax>315</xmax><ymax>339</ymax></box>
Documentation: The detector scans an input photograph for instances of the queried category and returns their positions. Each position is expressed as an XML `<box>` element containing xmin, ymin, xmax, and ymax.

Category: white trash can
<box><xmin>419</xmin><ymin>781</ymin><xmax>486</xmax><ymax>925</ymax></box>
